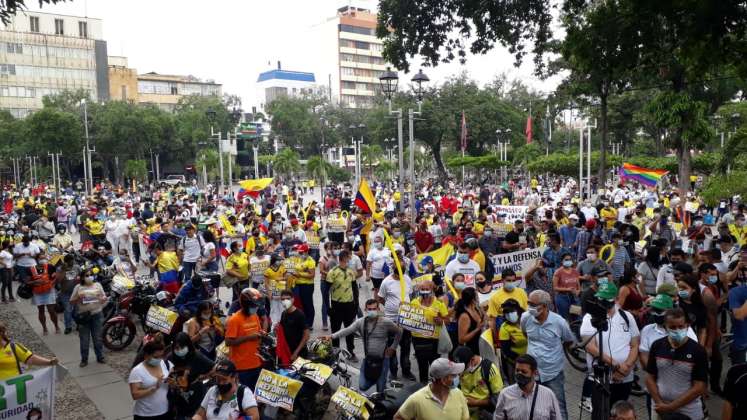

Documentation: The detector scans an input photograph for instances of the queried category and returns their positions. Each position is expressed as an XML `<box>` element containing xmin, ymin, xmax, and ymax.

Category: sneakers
<box><xmin>79</xmin><ymin>361</ymin><xmax>88</xmax><ymax>368</ymax></box>
<box><xmin>579</xmin><ymin>397</ymin><xmax>593</xmax><ymax>412</ymax></box>
<box><xmin>64</xmin><ymin>327</ymin><xmax>72</xmax><ymax>335</ymax></box>
<box><xmin>96</xmin><ymin>357</ymin><xmax>106</xmax><ymax>364</ymax></box>
<box><xmin>403</xmin><ymin>372</ymin><xmax>416</xmax><ymax>381</ymax></box>
<box><xmin>347</xmin><ymin>354</ymin><xmax>359</xmax><ymax>363</ymax></box>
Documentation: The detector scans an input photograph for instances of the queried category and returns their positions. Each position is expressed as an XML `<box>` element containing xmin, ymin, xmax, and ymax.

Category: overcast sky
<box><xmin>26</xmin><ymin>0</ymin><xmax>561</xmax><ymax>108</ymax></box>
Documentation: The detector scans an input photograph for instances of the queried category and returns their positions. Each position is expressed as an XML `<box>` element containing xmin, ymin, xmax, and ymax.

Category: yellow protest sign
<box><xmin>487</xmin><ymin>222</ymin><xmax>514</xmax><ymax>236</ymax></box>
<box><xmin>110</xmin><ymin>274</ymin><xmax>135</xmax><ymax>295</ymax></box>
<box><xmin>292</xmin><ymin>357</ymin><xmax>333</xmax><ymax>385</ymax></box>
<box><xmin>327</xmin><ymin>215</ymin><xmax>347</xmax><ymax>233</ymax></box>
<box><xmin>330</xmin><ymin>386</ymin><xmax>373</xmax><ymax>420</ymax></box>
<box><xmin>254</xmin><ymin>369</ymin><xmax>303</xmax><ymax>411</ymax></box>
<box><xmin>397</xmin><ymin>302</ymin><xmax>437</xmax><ymax>338</ymax></box>
<box><xmin>145</xmin><ymin>305</ymin><xmax>178</xmax><ymax>334</ymax></box>
<box><xmin>306</xmin><ymin>231</ymin><xmax>321</xmax><ymax>249</ymax></box>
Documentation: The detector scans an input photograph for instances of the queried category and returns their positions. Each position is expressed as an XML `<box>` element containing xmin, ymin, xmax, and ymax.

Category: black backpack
<box><xmin>236</xmin><ymin>385</ymin><xmax>248</xmax><ymax>413</ymax></box>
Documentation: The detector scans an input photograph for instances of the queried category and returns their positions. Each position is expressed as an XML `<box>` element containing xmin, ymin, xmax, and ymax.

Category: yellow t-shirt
<box><xmin>472</xmin><ymin>249</ymin><xmax>486</xmax><ymax>272</ymax></box>
<box><xmin>459</xmin><ymin>360</ymin><xmax>504</xmax><ymax>419</ymax></box>
<box><xmin>487</xmin><ymin>288</ymin><xmax>528</xmax><ymax>318</ymax></box>
<box><xmin>293</xmin><ymin>257</ymin><xmax>316</xmax><ymax>285</ymax></box>
<box><xmin>85</xmin><ymin>219</ymin><xmax>104</xmax><ymax>235</ymax></box>
<box><xmin>498</xmin><ymin>322</ymin><xmax>528</xmax><ymax>358</ymax></box>
<box><xmin>264</xmin><ymin>265</ymin><xmax>287</xmax><ymax>298</ymax></box>
<box><xmin>410</xmin><ymin>297</ymin><xmax>449</xmax><ymax>339</ymax></box>
<box><xmin>0</xmin><ymin>341</ymin><xmax>32</xmax><ymax>380</ymax></box>
<box><xmin>156</xmin><ymin>251</ymin><xmax>180</xmax><ymax>273</ymax></box>
<box><xmin>729</xmin><ymin>224</ymin><xmax>747</xmax><ymax>246</ymax></box>
<box><xmin>226</xmin><ymin>252</ymin><xmax>250</xmax><ymax>279</ymax></box>
<box><xmin>326</xmin><ymin>266</ymin><xmax>356</xmax><ymax>303</ymax></box>
<box><xmin>398</xmin><ymin>387</ymin><xmax>469</xmax><ymax>420</ymax></box>
<box><xmin>600</xmin><ymin>208</ymin><xmax>617</xmax><ymax>229</ymax></box>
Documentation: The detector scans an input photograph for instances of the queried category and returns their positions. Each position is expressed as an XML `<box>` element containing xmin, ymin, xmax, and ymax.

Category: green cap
<box><xmin>595</xmin><ymin>282</ymin><xmax>619</xmax><ymax>300</ymax></box>
<box><xmin>656</xmin><ymin>283</ymin><xmax>678</xmax><ymax>298</ymax></box>
<box><xmin>648</xmin><ymin>293</ymin><xmax>673</xmax><ymax>310</ymax></box>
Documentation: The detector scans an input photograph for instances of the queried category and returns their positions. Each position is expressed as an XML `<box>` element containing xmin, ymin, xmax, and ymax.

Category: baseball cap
<box><xmin>569</xmin><ymin>214</ymin><xmax>579</xmax><ymax>220</ymax></box>
<box><xmin>428</xmin><ymin>358</ymin><xmax>465</xmax><ymax>380</ymax></box>
<box><xmin>595</xmin><ymin>282</ymin><xmax>619</xmax><ymax>300</ymax></box>
<box><xmin>393</xmin><ymin>243</ymin><xmax>404</xmax><ymax>253</ymax></box>
<box><xmin>296</xmin><ymin>243</ymin><xmax>309</xmax><ymax>253</ymax></box>
<box><xmin>214</xmin><ymin>359</ymin><xmax>237</xmax><ymax>376</ymax></box>
<box><xmin>648</xmin><ymin>293</ymin><xmax>674</xmax><ymax>311</ymax></box>
<box><xmin>591</xmin><ymin>266</ymin><xmax>610</xmax><ymax>277</ymax></box>
<box><xmin>420</xmin><ymin>255</ymin><xmax>434</xmax><ymax>267</ymax></box>
<box><xmin>656</xmin><ymin>283</ymin><xmax>678</xmax><ymax>298</ymax></box>
<box><xmin>585</xmin><ymin>219</ymin><xmax>597</xmax><ymax>230</ymax></box>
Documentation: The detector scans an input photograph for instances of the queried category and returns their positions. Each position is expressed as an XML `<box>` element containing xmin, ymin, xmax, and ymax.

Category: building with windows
<box><xmin>0</xmin><ymin>11</ymin><xmax>108</xmax><ymax>117</ymax></box>
<box><xmin>307</xmin><ymin>4</ymin><xmax>386</xmax><ymax>108</ymax></box>
<box><xmin>136</xmin><ymin>72</ymin><xmax>222</xmax><ymax>112</ymax></box>
<box><xmin>255</xmin><ymin>63</ymin><xmax>321</xmax><ymax>110</ymax></box>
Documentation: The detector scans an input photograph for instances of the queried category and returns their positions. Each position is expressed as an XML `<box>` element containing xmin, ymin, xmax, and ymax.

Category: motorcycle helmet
<box><xmin>57</xmin><ymin>223</ymin><xmax>67</xmax><ymax>232</ymax></box>
<box><xmin>155</xmin><ymin>290</ymin><xmax>172</xmax><ymax>305</ymax></box>
<box><xmin>307</xmin><ymin>338</ymin><xmax>331</xmax><ymax>360</ymax></box>
<box><xmin>239</xmin><ymin>287</ymin><xmax>262</xmax><ymax>307</ymax></box>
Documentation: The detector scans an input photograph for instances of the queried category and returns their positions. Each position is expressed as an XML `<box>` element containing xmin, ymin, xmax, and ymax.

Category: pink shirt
<box><xmin>554</xmin><ymin>268</ymin><xmax>580</xmax><ymax>291</ymax></box>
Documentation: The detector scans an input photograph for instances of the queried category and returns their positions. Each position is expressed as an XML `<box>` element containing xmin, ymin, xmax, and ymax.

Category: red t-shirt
<box><xmin>414</xmin><ymin>231</ymin><xmax>434</xmax><ymax>253</ymax></box>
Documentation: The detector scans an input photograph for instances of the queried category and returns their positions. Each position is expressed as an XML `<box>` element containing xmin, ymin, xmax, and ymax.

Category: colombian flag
<box><xmin>239</xmin><ymin>178</ymin><xmax>273</xmax><ymax>197</ymax></box>
<box><xmin>354</xmin><ymin>177</ymin><xmax>376</xmax><ymax>214</ymax></box>
<box><xmin>618</xmin><ymin>163</ymin><xmax>668</xmax><ymax>187</ymax></box>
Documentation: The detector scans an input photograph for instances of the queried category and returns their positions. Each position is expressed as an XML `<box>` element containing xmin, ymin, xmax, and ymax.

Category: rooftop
<box><xmin>138</xmin><ymin>72</ymin><xmax>221</xmax><ymax>85</ymax></box>
<box><xmin>257</xmin><ymin>69</ymin><xmax>316</xmax><ymax>83</ymax></box>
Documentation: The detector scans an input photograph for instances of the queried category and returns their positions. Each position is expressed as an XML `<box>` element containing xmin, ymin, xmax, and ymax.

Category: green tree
<box><xmin>0</xmin><ymin>1</ymin><xmax>68</xmax><ymax>24</ymax></box>
<box><xmin>23</xmin><ymin>107</ymin><xmax>83</xmax><ymax>178</ymax></box>
<box><xmin>306</xmin><ymin>156</ymin><xmax>331</xmax><ymax>202</ymax></box>
<box><xmin>123</xmin><ymin>159</ymin><xmax>148</xmax><ymax>182</ymax></box>
<box><xmin>272</xmin><ymin>148</ymin><xmax>302</xmax><ymax>180</ymax></box>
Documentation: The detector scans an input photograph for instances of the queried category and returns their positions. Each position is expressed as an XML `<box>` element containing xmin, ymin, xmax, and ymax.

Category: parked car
<box><xmin>159</xmin><ymin>174</ymin><xmax>186</xmax><ymax>186</ymax></box>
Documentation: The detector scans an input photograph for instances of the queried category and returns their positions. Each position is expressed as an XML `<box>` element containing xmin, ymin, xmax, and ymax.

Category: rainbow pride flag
<box><xmin>618</xmin><ymin>163</ymin><xmax>668</xmax><ymax>187</ymax></box>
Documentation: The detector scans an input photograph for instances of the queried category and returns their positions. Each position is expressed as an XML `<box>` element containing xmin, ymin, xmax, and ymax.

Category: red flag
<box><xmin>525</xmin><ymin>114</ymin><xmax>533</xmax><ymax>144</ymax></box>
<box><xmin>460</xmin><ymin>111</ymin><xmax>468</xmax><ymax>152</ymax></box>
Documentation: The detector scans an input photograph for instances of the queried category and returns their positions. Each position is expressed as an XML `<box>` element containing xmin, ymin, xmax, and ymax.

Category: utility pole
<box><xmin>48</xmin><ymin>153</ymin><xmax>56</xmax><ymax>198</ymax></box>
<box><xmin>83</xmin><ymin>147</ymin><xmax>88</xmax><ymax>195</ymax></box>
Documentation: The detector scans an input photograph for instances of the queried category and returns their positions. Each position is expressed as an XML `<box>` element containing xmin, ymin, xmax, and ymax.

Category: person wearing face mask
<box><xmin>409</xmin><ymin>281</ymin><xmax>449</xmax><ymax>383</ymax></box>
<box><xmin>728</xmin><ymin>213</ymin><xmax>747</xmax><ymax>247</ymax></box>
<box><xmin>278</xmin><ymin>290</ymin><xmax>309</xmax><ymax>364</ymax></box>
<box><xmin>579</xmin><ymin>282</ymin><xmax>640</xmax><ymax>409</ymax></box>
<box><xmin>520</xmin><ymin>290</ymin><xmax>575</xmax><ymax>420</ymax></box>
<box><xmin>323</xmin><ymin>299</ymin><xmax>402</xmax><ymax>393</ymax></box>
<box><xmin>128</xmin><ymin>340</ymin><xmax>172</xmax><ymax>420</ymax></box>
<box><xmin>493</xmin><ymin>354</ymin><xmax>562</xmax><ymax>420</ymax></box>
<box><xmin>184</xmin><ymin>301</ymin><xmax>224</xmax><ymax>360</ymax></box>
<box><xmin>696</xmin><ymin>263</ymin><xmax>723</xmax><ymax>394</ymax></box>
<box><xmin>0</xmin><ymin>320</ymin><xmax>58</xmax><ymax>381</ymax></box>
<box><xmin>13</xmin><ymin>234</ymin><xmax>40</xmax><ymax>285</ymax></box>
<box><xmin>366</xmin><ymin>235</ymin><xmax>391</xmax><ymax>296</ymax></box>
<box><xmin>70</xmin><ymin>268</ymin><xmax>107</xmax><ymax>366</ymax></box>
<box><xmin>224</xmin><ymin>242</ymin><xmax>250</xmax><ymax>302</ymax></box>
<box><xmin>26</xmin><ymin>254</ymin><xmax>59</xmax><ymax>335</ymax></box>
<box><xmin>487</xmin><ymin>268</ymin><xmax>528</xmax><ymax>350</ymax></box>
<box><xmin>645</xmin><ymin>308</ymin><xmax>707</xmax><ymax>420</ymax></box>
<box><xmin>319</xmin><ymin>242</ymin><xmax>340</xmax><ymax>331</ymax></box>
<box><xmin>453</xmin><ymin>345</ymin><xmax>503</xmax><ymax>419</ymax></box>
<box><xmin>262</xmin><ymin>253</ymin><xmax>287</xmax><ymax>327</ymax></box>
<box><xmin>552</xmin><ymin>253</ymin><xmax>581</xmax><ymax>321</ymax></box>
<box><xmin>475</xmin><ymin>272</ymin><xmax>495</xmax><ymax>310</ymax></box>
<box><xmin>292</xmin><ymin>243</ymin><xmax>317</xmax><ymax>328</ymax></box>
<box><xmin>394</xmin><ymin>358</ymin><xmax>469</xmax><ymax>420</ymax></box>
<box><xmin>192</xmin><ymin>359</ymin><xmax>260</xmax><ymax>420</ymax></box>
<box><xmin>224</xmin><ymin>288</ymin><xmax>265</xmax><ymax>389</ymax></box>
<box><xmin>608</xmin><ymin>232</ymin><xmax>631</xmax><ymax>282</ymax></box>
<box><xmin>455</xmin><ymin>287</ymin><xmax>485</xmax><ymax>357</ymax></box>
<box><xmin>167</xmin><ymin>332</ymin><xmax>214</xmax><ymax>418</ymax></box>
<box><xmin>445</xmin><ymin>242</ymin><xmax>481</xmax><ymax>285</ymax></box>
<box><xmin>325</xmin><ymin>250</ymin><xmax>359</xmax><ymax>359</ymax></box>
<box><xmin>498</xmin><ymin>299</ymin><xmax>527</xmax><ymax>384</ymax></box>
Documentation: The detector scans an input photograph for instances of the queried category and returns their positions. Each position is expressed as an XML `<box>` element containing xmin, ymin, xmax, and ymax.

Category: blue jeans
<box><xmin>320</xmin><ymin>281</ymin><xmax>330</xmax><ymax>327</ymax></box>
<box><xmin>59</xmin><ymin>291</ymin><xmax>74</xmax><ymax>330</ymax></box>
<box><xmin>359</xmin><ymin>356</ymin><xmax>390</xmax><ymax>393</ymax></box>
<box><xmin>78</xmin><ymin>312</ymin><xmax>104</xmax><ymax>362</ymax></box>
<box><xmin>238</xmin><ymin>367</ymin><xmax>262</xmax><ymax>391</ymax></box>
<box><xmin>540</xmin><ymin>370</ymin><xmax>567</xmax><ymax>420</ymax></box>
<box><xmin>181</xmin><ymin>261</ymin><xmax>197</xmax><ymax>283</ymax></box>
<box><xmin>297</xmin><ymin>284</ymin><xmax>315</xmax><ymax>328</ymax></box>
<box><xmin>554</xmin><ymin>293</ymin><xmax>576</xmax><ymax>321</ymax></box>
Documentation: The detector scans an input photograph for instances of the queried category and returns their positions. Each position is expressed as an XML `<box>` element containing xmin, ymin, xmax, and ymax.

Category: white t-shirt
<box><xmin>127</xmin><ymin>361</ymin><xmax>171</xmax><ymax>417</ymax></box>
<box><xmin>377</xmin><ymin>274</ymin><xmax>412</xmax><ymax>322</ymax></box>
<box><xmin>203</xmin><ymin>242</ymin><xmax>216</xmax><ymax>260</ymax></box>
<box><xmin>367</xmin><ymin>248</ymin><xmax>391</xmax><ymax>279</ymax></box>
<box><xmin>349</xmin><ymin>254</ymin><xmax>364</xmax><ymax>281</ymax></box>
<box><xmin>656</xmin><ymin>264</ymin><xmax>676</xmax><ymax>290</ymax></box>
<box><xmin>249</xmin><ymin>255</ymin><xmax>271</xmax><ymax>285</ymax></box>
<box><xmin>0</xmin><ymin>250</ymin><xmax>13</xmax><ymax>269</ymax></box>
<box><xmin>581</xmin><ymin>206</ymin><xmax>599</xmax><ymax>221</ymax></box>
<box><xmin>444</xmin><ymin>259</ymin><xmax>481</xmax><ymax>285</ymax></box>
<box><xmin>13</xmin><ymin>242</ymin><xmax>40</xmax><ymax>267</ymax></box>
<box><xmin>180</xmin><ymin>235</ymin><xmax>203</xmax><ymax>263</ymax></box>
<box><xmin>639</xmin><ymin>323</ymin><xmax>698</xmax><ymax>353</ymax></box>
<box><xmin>200</xmin><ymin>385</ymin><xmax>257</xmax><ymax>420</ymax></box>
<box><xmin>580</xmin><ymin>308</ymin><xmax>640</xmax><ymax>383</ymax></box>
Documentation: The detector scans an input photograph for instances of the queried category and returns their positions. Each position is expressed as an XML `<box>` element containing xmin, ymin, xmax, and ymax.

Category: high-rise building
<box><xmin>0</xmin><ymin>11</ymin><xmax>109</xmax><ymax>117</ymax></box>
<box><xmin>308</xmin><ymin>4</ymin><xmax>386</xmax><ymax>109</ymax></box>
<box><xmin>255</xmin><ymin>62</ymin><xmax>320</xmax><ymax>110</ymax></box>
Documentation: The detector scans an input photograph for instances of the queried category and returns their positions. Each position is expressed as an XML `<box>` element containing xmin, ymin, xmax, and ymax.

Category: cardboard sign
<box><xmin>487</xmin><ymin>222</ymin><xmax>514</xmax><ymax>237</ymax></box>
<box><xmin>291</xmin><ymin>357</ymin><xmax>333</xmax><ymax>385</ymax></box>
<box><xmin>145</xmin><ymin>305</ymin><xmax>178</xmax><ymax>334</ymax></box>
<box><xmin>330</xmin><ymin>386</ymin><xmax>373</xmax><ymax>420</ymax></box>
<box><xmin>490</xmin><ymin>247</ymin><xmax>546</xmax><ymax>283</ymax></box>
<box><xmin>397</xmin><ymin>302</ymin><xmax>437</xmax><ymax>338</ymax></box>
<box><xmin>326</xmin><ymin>217</ymin><xmax>347</xmax><ymax>233</ymax></box>
<box><xmin>110</xmin><ymin>275</ymin><xmax>135</xmax><ymax>295</ymax></box>
<box><xmin>492</xmin><ymin>206</ymin><xmax>528</xmax><ymax>223</ymax></box>
<box><xmin>306</xmin><ymin>231</ymin><xmax>321</xmax><ymax>249</ymax></box>
<box><xmin>0</xmin><ymin>367</ymin><xmax>56</xmax><ymax>420</ymax></box>
<box><xmin>254</xmin><ymin>369</ymin><xmax>303</xmax><ymax>411</ymax></box>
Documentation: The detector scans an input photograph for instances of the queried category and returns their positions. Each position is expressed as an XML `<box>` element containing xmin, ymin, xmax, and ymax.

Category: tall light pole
<box><xmin>206</xmin><ymin>107</ymin><xmax>224</xmax><ymax>195</ymax></box>
<box><xmin>80</xmin><ymin>99</ymin><xmax>93</xmax><ymax>195</ymax></box>
<box><xmin>379</xmin><ymin>67</ymin><xmax>429</xmax><ymax>219</ymax></box>
<box><xmin>728</xmin><ymin>113</ymin><xmax>741</xmax><ymax>173</ymax></box>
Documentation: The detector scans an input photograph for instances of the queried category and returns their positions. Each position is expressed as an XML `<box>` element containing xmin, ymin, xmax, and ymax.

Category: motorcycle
<box><xmin>102</xmin><ymin>281</ymin><xmax>165</xmax><ymax>350</ymax></box>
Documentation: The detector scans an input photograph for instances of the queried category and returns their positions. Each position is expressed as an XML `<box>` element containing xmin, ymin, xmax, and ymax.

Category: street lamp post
<box><xmin>379</xmin><ymin>67</ymin><xmax>429</xmax><ymax>220</ymax></box>
<box><xmin>728</xmin><ymin>113</ymin><xmax>741</xmax><ymax>173</ymax></box>
<box><xmin>206</xmin><ymin>107</ymin><xmax>224</xmax><ymax>195</ymax></box>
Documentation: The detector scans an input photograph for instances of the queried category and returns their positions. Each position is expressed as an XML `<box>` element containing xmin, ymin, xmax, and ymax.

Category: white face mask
<box><xmin>587</xmin><ymin>253</ymin><xmax>598</xmax><ymax>261</ymax></box>
<box><xmin>281</xmin><ymin>299</ymin><xmax>292</xmax><ymax>310</ymax></box>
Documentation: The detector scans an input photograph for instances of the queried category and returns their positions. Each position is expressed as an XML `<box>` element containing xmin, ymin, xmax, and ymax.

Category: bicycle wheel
<box><xmin>565</xmin><ymin>319</ymin><xmax>588</xmax><ymax>372</ymax></box>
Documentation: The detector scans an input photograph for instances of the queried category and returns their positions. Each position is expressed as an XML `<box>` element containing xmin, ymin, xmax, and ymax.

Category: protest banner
<box><xmin>329</xmin><ymin>386</ymin><xmax>373</xmax><ymax>420</ymax></box>
<box><xmin>397</xmin><ymin>302</ymin><xmax>436</xmax><ymax>337</ymax></box>
<box><xmin>493</xmin><ymin>205</ymin><xmax>528</xmax><ymax>223</ymax></box>
<box><xmin>0</xmin><ymin>367</ymin><xmax>55</xmax><ymax>420</ymax></box>
<box><xmin>292</xmin><ymin>357</ymin><xmax>333</xmax><ymax>386</ymax></box>
<box><xmin>145</xmin><ymin>305</ymin><xmax>178</xmax><ymax>334</ymax></box>
<box><xmin>487</xmin><ymin>222</ymin><xmax>514</xmax><ymax>237</ymax></box>
<box><xmin>490</xmin><ymin>247</ymin><xmax>546</xmax><ymax>287</ymax></box>
<box><xmin>254</xmin><ymin>369</ymin><xmax>303</xmax><ymax>411</ymax></box>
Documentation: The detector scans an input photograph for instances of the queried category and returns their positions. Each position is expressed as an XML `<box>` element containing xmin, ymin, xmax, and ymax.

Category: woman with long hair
<box><xmin>677</xmin><ymin>274</ymin><xmax>708</xmax><ymax>344</ymax></box>
<box><xmin>637</xmin><ymin>246</ymin><xmax>660</xmax><ymax>297</ymax></box>
<box><xmin>0</xmin><ymin>320</ymin><xmax>58</xmax><ymax>380</ymax></box>
<box><xmin>455</xmin><ymin>287</ymin><xmax>484</xmax><ymax>356</ymax></box>
<box><xmin>183</xmin><ymin>301</ymin><xmax>223</xmax><ymax>360</ymax></box>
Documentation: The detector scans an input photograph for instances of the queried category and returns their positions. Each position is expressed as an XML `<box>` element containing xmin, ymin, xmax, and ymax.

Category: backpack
<box><xmin>181</xmin><ymin>234</ymin><xmax>205</xmax><ymax>256</ymax></box>
<box><xmin>236</xmin><ymin>384</ymin><xmax>248</xmax><ymax>413</ymax></box>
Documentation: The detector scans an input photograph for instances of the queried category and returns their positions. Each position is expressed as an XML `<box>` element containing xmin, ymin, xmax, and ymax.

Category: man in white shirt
<box><xmin>367</xmin><ymin>235</ymin><xmax>391</xmax><ymax>294</ymax></box>
<box><xmin>581</xmin><ymin>201</ymin><xmax>599</xmax><ymax>221</ymax></box>
<box><xmin>178</xmin><ymin>225</ymin><xmax>203</xmax><ymax>283</ymax></box>
<box><xmin>378</xmin><ymin>269</ymin><xmax>415</xmax><ymax>381</ymax></box>
<box><xmin>638</xmin><ymin>294</ymin><xmax>698</xmax><ymax>367</ymax></box>
<box><xmin>13</xmin><ymin>235</ymin><xmax>41</xmax><ymax>282</ymax></box>
<box><xmin>580</xmin><ymin>282</ymin><xmax>640</xmax><ymax>408</ymax></box>
<box><xmin>444</xmin><ymin>243</ymin><xmax>481</xmax><ymax>286</ymax></box>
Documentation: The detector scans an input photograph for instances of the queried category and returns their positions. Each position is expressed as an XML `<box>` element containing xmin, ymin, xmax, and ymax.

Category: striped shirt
<box><xmin>492</xmin><ymin>383</ymin><xmax>561</xmax><ymax>420</ymax></box>
<box><xmin>610</xmin><ymin>246</ymin><xmax>630</xmax><ymax>280</ymax></box>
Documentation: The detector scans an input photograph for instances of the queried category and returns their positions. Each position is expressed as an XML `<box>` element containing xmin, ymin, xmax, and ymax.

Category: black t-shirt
<box><xmin>679</xmin><ymin>300</ymin><xmax>707</xmax><ymax>333</ymax></box>
<box><xmin>504</xmin><ymin>231</ymin><xmax>520</xmax><ymax>245</ymax></box>
<box><xmin>724</xmin><ymin>363</ymin><xmax>747</xmax><ymax>419</ymax></box>
<box><xmin>646</xmin><ymin>337</ymin><xmax>708</xmax><ymax>416</ymax></box>
<box><xmin>341</xmin><ymin>197</ymin><xmax>352</xmax><ymax>212</ymax></box>
<box><xmin>169</xmin><ymin>351</ymin><xmax>215</xmax><ymax>416</ymax></box>
<box><xmin>281</xmin><ymin>308</ymin><xmax>308</xmax><ymax>358</ymax></box>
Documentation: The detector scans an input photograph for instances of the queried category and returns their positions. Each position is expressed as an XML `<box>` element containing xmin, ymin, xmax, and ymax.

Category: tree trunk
<box><xmin>598</xmin><ymin>94</ymin><xmax>609</xmax><ymax>188</ymax></box>
<box><xmin>654</xmin><ymin>129</ymin><xmax>663</xmax><ymax>156</ymax></box>
<box><xmin>431</xmin><ymin>141</ymin><xmax>447</xmax><ymax>180</ymax></box>
<box><xmin>676</xmin><ymin>139</ymin><xmax>691</xmax><ymax>195</ymax></box>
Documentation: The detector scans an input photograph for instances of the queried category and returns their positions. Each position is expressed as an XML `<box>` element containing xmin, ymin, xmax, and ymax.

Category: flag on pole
<box><xmin>460</xmin><ymin>111</ymin><xmax>468</xmax><ymax>152</ymax></box>
<box><xmin>525</xmin><ymin>113</ymin><xmax>533</xmax><ymax>144</ymax></box>
<box><xmin>354</xmin><ymin>177</ymin><xmax>376</xmax><ymax>234</ymax></box>
<box><xmin>618</xmin><ymin>163</ymin><xmax>668</xmax><ymax>187</ymax></box>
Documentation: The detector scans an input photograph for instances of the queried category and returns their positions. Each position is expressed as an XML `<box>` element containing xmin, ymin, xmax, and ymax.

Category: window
<box><xmin>54</xmin><ymin>19</ymin><xmax>64</xmax><ymax>35</ymax></box>
<box><xmin>341</xmin><ymin>81</ymin><xmax>356</xmax><ymax>89</ymax></box>
<box><xmin>29</xmin><ymin>16</ymin><xmax>39</xmax><ymax>33</ymax></box>
<box><xmin>353</xmin><ymin>41</ymin><xmax>370</xmax><ymax>50</ymax></box>
<box><xmin>0</xmin><ymin>64</ymin><xmax>16</xmax><ymax>75</ymax></box>
<box><xmin>78</xmin><ymin>21</ymin><xmax>88</xmax><ymax>38</ymax></box>
<box><xmin>6</xmin><ymin>43</ymin><xmax>22</xmax><ymax>54</ymax></box>
<box><xmin>121</xmin><ymin>85</ymin><xmax>127</xmax><ymax>101</ymax></box>
<box><xmin>341</xmin><ymin>67</ymin><xmax>354</xmax><ymax>76</ymax></box>
<box><xmin>339</xmin><ymin>24</ymin><xmax>373</xmax><ymax>36</ymax></box>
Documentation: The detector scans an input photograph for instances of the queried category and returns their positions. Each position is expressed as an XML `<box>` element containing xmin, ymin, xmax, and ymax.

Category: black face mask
<box><xmin>217</xmin><ymin>382</ymin><xmax>233</xmax><ymax>395</ymax></box>
<box><xmin>515</xmin><ymin>373</ymin><xmax>532</xmax><ymax>388</ymax></box>
<box><xmin>476</xmin><ymin>281</ymin><xmax>488</xmax><ymax>289</ymax></box>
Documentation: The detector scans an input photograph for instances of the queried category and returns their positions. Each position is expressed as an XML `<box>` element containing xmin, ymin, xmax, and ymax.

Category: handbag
<box><xmin>437</xmin><ymin>326</ymin><xmax>453</xmax><ymax>355</ymax></box>
<box><xmin>362</xmin><ymin>317</ymin><xmax>384</xmax><ymax>382</ymax></box>
<box><xmin>16</xmin><ymin>283</ymin><xmax>33</xmax><ymax>300</ymax></box>
<box><xmin>73</xmin><ymin>308</ymin><xmax>93</xmax><ymax>325</ymax></box>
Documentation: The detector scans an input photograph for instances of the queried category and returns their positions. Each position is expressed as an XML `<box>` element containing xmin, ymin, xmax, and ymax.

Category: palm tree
<box><xmin>361</xmin><ymin>144</ymin><xmax>384</xmax><ymax>178</ymax></box>
<box><xmin>272</xmin><ymin>148</ymin><xmax>302</xmax><ymax>181</ymax></box>
<box><xmin>306</xmin><ymin>155</ymin><xmax>330</xmax><ymax>202</ymax></box>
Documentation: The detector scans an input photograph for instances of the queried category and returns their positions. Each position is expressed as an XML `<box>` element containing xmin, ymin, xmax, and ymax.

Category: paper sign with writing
<box><xmin>330</xmin><ymin>386</ymin><xmax>373</xmax><ymax>420</ymax></box>
<box><xmin>145</xmin><ymin>305</ymin><xmax>178</xmax><ymax>334</ymax></box>
<box><xmin>254</xmin><ymin>369</ymin><xmax>303</xmax><ymax>411</ymax></box>
<box><xmin>397</xmin><ymin>302</ymin><xmax>436</xmax><ymax>338</ymax></box>
<box><xmin>493</xmin><ymin>206</ymin><xmax>528</xmax><ymax>223</ymax></box>
<box><xmin>490</xmin><ymin>247</ymin><xmax>546</xmax><ymax>285</ymax></box>
<box><xmin>0</xmin><ymin>367</ymin><xmax>55</xmax><ymax>420</ymax></box>
<box><xmin>291</xmin><ymin>357</ymin><xmax>333</xmax><ymax>385</ymax></box>
<box><xmin>110</xmin><ymin>275</ymin><xmax>135</xmax><ymax>295</ymax></box>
